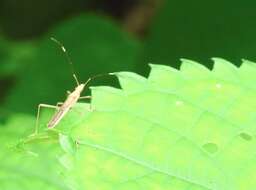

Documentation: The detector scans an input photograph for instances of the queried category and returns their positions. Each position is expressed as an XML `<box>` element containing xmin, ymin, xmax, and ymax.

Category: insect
<box><xmin>34</xmin><ymin>37</ymin><xmax>112</xmax><ymax>135</ymax></box>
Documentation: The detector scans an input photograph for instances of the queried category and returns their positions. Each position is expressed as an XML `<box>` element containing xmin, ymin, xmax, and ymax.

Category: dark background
<box><xmin>0</xmin><ymin>0</ymin><xmax>256</xmax><ymax>117</ymax></box>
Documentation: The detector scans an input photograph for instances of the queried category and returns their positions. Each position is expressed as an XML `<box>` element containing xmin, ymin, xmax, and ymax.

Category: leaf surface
<box><xmin>55</xmin><ymin>59</ymin><xmax>256</xmax><ymax>190</ymax></box>
<box><xmin>0</xmin><ymin>114</ymin><xmax>68</xmax><ymax>190</ymax></box>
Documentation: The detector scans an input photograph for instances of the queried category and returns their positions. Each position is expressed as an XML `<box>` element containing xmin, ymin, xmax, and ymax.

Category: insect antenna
<box><xmin>82</xmin><ymin>73</ymin><xmax>115</xmax><ymax>88</ymax></box>
<box><xmin>50</xmin><ymin>37</ymin><xmax>80</xmax><ymax>86</ymax></box>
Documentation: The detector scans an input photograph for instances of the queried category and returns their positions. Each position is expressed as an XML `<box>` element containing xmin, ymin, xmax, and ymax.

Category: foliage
<box><xmin>2</xmin><ymin>59</ymin><xmax>256</xmax><ymax>189</ymax></box>
<box><xmin>143</xmin><ymin>0</ymin><xmax>256</xmax><ymax>70</ymax></box>
<box><xmin>0</xmin><ymin>114</ymin><xmax>68</xmax><ymax>190</ymax></box>
<box><xmin>1</xmin><ymin>3</ymin><xmax>256</xmax><ymax>188</ymax></box>
<box><xmin>3</xmin><ymin>14</ymin><xmax>141</xmax><ymax>114</ymax></box>
<box><xmin>0</xmin><ymin>37</ymin><xmax>36</xmax><ymax>78</ymax></box>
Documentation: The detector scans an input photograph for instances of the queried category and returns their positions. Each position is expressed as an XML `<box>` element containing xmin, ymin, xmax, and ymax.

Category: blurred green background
<box><xmin>0</xmin><ymin>0</ymin><xmax>256</xmax><ymax>118</ymax></box>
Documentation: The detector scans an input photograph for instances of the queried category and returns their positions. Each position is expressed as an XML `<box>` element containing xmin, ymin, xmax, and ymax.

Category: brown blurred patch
<box><xmin>123</xmin><ymin>0</ymin><xmax>163</xmax><ymax>37</ymax></box>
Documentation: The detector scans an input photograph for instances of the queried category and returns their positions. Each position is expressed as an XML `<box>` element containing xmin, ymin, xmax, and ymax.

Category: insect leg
<box><xmin>52</xmin><ymin>102</ymin><xmax>63</xmax><ymax>114</ymax></box>
<box><xmin>35</xmin><ymin>104</ymin><xmax>59</xmax><ymax>135</ymax></box>
<box><xmin>56</xmin><ymin>102</ymin><xmax>64</xmax><ymax>107</ymax></box>
<box><xmin>79</xmin><ymin>96</ymin><xmax>91</xmax><ymax>100</ymax></box>
<box><xmin>79</xmin><ymin>96</ymin><xmax>92</xmax><ymax>111</ymax></box>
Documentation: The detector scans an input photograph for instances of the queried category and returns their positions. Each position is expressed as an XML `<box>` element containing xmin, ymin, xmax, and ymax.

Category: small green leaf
<box><xmin>59</xmin><ymin>134</ymin><xmax>76</xmax><ymax>155</ymax></box>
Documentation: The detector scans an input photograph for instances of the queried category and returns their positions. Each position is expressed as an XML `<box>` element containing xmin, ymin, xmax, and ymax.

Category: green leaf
<box><xmin>4</xmin><ymin>14</ymin><xmax>141</xmax><ymax>114</ymax></box>
<box><xmin>51</xmin><ymin>59</ymin><xmax>256</xmax><ymax>189</ymax></box>
<box><xmin>59</xmin><ymin>134</ymin><xmax>76</xmax><ymax>155</ymax></box>
<box><xmin>0</xmin><ymin>114</ymin><xmax>68</xmax><ymax>190</ymax></box>
<box><xmin>0</xmin><ymin>37</ymin><xmax>36</xmax><ymax>78</ymax></box>
<box><xmin>142</xmin><ymin>1</ymin><xmax>256</xmax><ymax>71</ymax></box>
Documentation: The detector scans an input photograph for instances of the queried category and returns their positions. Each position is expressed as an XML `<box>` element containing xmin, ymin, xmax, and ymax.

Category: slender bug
<box><xmin>34</xmin><ymin>37</ymin><xmax>112</xmax><ymax>135</ymax></box>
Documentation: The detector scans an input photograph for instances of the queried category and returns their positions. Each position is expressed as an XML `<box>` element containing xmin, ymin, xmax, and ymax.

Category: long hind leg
<box><xmin>34</xmin><ymin>104</ymin><xmax>59</xmax><ymax>135</ymax></box>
